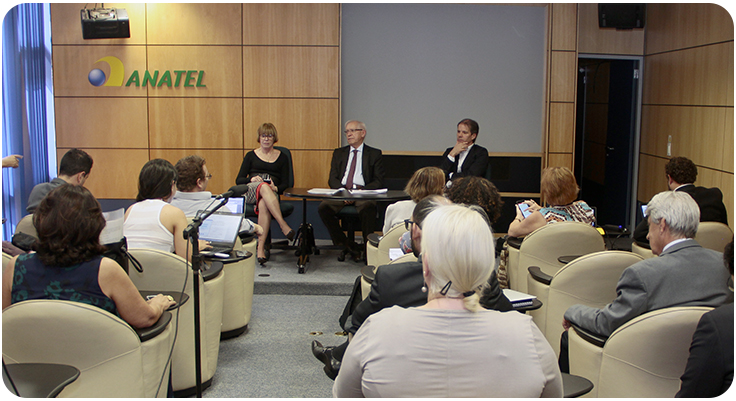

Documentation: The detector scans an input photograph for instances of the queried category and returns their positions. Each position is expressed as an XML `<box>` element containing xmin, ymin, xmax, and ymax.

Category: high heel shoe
<box><xmin>257</xmin><ymin>257</ymin><xmax>267</xmax><ymax>265</ymax></box>
<box><xmin>285</xmin><ymin>229</ymin><xmax>295</xmax><ymax>241</ymax></box>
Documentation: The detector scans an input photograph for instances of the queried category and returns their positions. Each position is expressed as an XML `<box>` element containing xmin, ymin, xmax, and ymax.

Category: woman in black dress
<box><xmin>236</xmin><ymin>123</ymin><xmax>295</xmax><ymax>264</ymax></box>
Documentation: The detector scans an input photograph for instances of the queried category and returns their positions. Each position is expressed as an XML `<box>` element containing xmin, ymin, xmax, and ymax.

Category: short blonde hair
<box><xmin>541</xmin><ymin>167</ymin><xmax>579</xmax><ymax>206</ymax></box>
<box><xmin>405</xmin><ymin>167</ymin><xmax>446</xmax><ymax>202</ymax></box>
<box><xmin>257</xmin><ymin>123</ymin><xmax>279</xmax><ymax>143</ymax></box>
<box><xmin>421</xmin><ymin>204</ymin><xmax>494</xmax><ymax>312</ymax></box>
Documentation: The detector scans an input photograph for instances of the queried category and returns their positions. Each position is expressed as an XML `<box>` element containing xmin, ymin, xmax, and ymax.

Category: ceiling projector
<box><xmin>80</xmin><ymin>8</ymin><xmax>130</xmax><ymax>39</ymax></box>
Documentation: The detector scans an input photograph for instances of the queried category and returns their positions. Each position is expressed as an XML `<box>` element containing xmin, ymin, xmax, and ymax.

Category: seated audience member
<box><xmin>333</xmin><ymin>204</ymin><xmax>563</xmax><ymax>397</ymax></box>
<box><xmin>634</xmin><ymin>156</ymin><xmax>729</xmax><ymax>246</ymax></box>
<box><xmin>318</xmin><ymin>120</ymin><xmax>385</xmax><ymax>262</ymax></box>
<box><xmin>124</xmin><ymin>159</ymin><xmax>209</xmax><ymax>261</ymax></box>
<box><xmin>313</xmin><ymin>195</ymin><xmax>513</xmax><ymax>380</ymax></box>
<box><xmin>676</xmin><ymin>239</ymin><xmax>734</xmax><ymax>397</ymax></box>
<box><xmin>171</xmin><ymin>155</ymin><xmax>262</xmax><ymax>236</ymax></box>
<box><xmin>562</xmin><ymin>190</ymin><xmax>731</xmax><ymax>336</ymax></box>
<box><xmin>382</xmin><ymin>166</ymin><xmax>445</xmax><ymax>234</ymax></box>
<box><xmin>235</xmin><ymin>123</ymin><xmax>295</xmax><ymax>265</ymax></box>
<box><xmin>440</xmin><ymin>118</ymin><xmax>489</xmax><ymax>184</ymax></box>
<box><xmin>497</xmin><ymin>166</ymin><xmax>595</xmax><ymax>288</ymax></box>
<box><xmin>26</xmin><ymin>148</ymin><xmax>93</xmax><ymax>213</ymax></box>
<box><xmin>2</xmin><ymin>184</ymin><xmax>174</xmax><ymax>328</ymax></box>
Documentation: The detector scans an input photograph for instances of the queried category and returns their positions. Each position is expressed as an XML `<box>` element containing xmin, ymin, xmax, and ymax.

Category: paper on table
<box><xmin>100</xmin><ymin>208</ymin><xmax>125</xmax><ymax>245</ymax></box>
<box><xmin>502</xmin><ymin>288</ymin><xmax>537</xmax><ymax>303</ymax></box>
<box><xmin>389</xmin><ymin>248</ymin><xmax>404</xmax><ymax>260</ymax></box>
<box><xmin>349</xmin><ymin>188</ymin><xmax>388</xmax><ymax>194</ymax></box>
<box><xmin>308</xmin><ymin>188</ymin><xmax>346</xmax><ymax>195</ymax></box>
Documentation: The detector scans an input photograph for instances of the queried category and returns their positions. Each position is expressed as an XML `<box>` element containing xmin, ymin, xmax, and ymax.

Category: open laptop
<box><xmin>209</xmin><ymin>196</ymin><xmax>244</xmax><ymax>214</ymax></box>
<box><xmin>196</xmin><ymin>211</ymin><xmax>244</xmax><ymax>254</ymax></box>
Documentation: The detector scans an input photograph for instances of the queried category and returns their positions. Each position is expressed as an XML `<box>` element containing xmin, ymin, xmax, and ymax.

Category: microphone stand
<box><xmin>182</xmin><ymin>197</ymin><xmax>230</xmax><ymax>398</ymax></box>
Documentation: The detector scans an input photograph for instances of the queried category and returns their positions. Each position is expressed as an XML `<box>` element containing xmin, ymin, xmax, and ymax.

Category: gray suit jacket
<box><xmin>565</xmin><ymin>239</ymin><xmax>731</xmax><ymax>337</ymax></box>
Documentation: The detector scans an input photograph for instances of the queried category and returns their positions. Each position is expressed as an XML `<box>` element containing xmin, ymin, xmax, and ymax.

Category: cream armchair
<box><xmin>695</xmin><ymin>221</ymin><xmax>733</xmax><ymax>252</ymax></box>
<box><xmin>127</xmin><ymin>248</ymin><xmax>224</xmax><ymax>395</ymax></box>
<box><xmin>569</xmin><ymin>306</ymin><xmax>712</xmax><ymax>397</ymax></box>
<box><xmin>3</xmin><ymin>300</ymin><xmax>174</xmax><ymax>398</ymax></box>
<box><xmin>512</xmin><ymin>222</ymin><xmax>605</xmax><ymax>293</ymax></box>
<box><xmin>526</xmin><ymin>250</ymin><xmax>643</xmax><ymax>356</ymax></box>
<box><xmin>366</xmin><ymin>224</ymin><xmax>408</xmax><ymax>269</ymax></box>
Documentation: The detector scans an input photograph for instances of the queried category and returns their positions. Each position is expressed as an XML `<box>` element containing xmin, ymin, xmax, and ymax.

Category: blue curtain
<box><xmin>2</xmin><ymin>3</ymin><xmax>55</xmax><ymax>241</ymax></box>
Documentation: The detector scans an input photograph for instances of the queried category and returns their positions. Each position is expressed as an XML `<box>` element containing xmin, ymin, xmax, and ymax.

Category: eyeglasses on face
<box><xmin>404</xmin><ymin>219</ymin><xmax>420</xmax><ymax>230</ymax></box>
<box><xmin>260</xmin><ymin>133</ymin><xmax>274</xmax><ymax>138</ymax></box>
<box><xmin>205</xmin><ymin>174</ymin><xmax>213</xmax><ymax>179</ymax></box>
<box><xmin>344</xmin><ymin>129</ymin><xmax>364</xmax><ymax>134</ymax></box>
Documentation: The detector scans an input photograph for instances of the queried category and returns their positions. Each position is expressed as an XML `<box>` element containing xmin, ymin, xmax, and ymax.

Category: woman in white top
<box><xmin>382</xmin><ymin>166</ymin><xmax>445</xmax><ymax>234</ymax></box>
<box><xmin>334</xmin><ymin>204</ymin><xmax>563</xmax><ymax>398</ymax></box>
<box><xmin>124</xmin><ymin>159</ymin><xmax>208</xmax><ymax>261</ymax></box>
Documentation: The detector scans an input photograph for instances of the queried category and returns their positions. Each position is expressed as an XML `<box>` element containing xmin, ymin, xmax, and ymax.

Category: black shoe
<box><xmin>323</xmin><ymin>358</ymin><xmax>341</xmax><ymax>380</ymax></box>
<box><xmin>286</xmin><ymin>229</ymin><xmax>295</xmax><ymax>241</ymax></box>
<box><xmin>311</xmin><ymin>340</ymin><xmax>334</xmax><ymax>366</ymax></box>
<box><xmin>257</xmin><ymin>257</ymin><xmax>267</xmax><ymax>265</ymax></box>
<box><xmin>337</xmin><ymin>247</ymin><xmax>350</xmax><ymax>262</ymax></box>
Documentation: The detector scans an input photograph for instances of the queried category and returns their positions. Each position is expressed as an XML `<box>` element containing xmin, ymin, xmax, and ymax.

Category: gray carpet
<box><xmin>203</xmin><ymin>241</ymin><xmax>362</xmax><ymax>398</ymax></box>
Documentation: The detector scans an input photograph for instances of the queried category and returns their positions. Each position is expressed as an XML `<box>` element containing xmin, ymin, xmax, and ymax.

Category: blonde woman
<box><xmin>334</xmin><ymin>204</ymin><xmax>562</xmax><ymax>397</ymax></box>
<box><xmin>382</xmin><ymin>166</ymin><xmax>445</xmax><ymax>234</ymax></box>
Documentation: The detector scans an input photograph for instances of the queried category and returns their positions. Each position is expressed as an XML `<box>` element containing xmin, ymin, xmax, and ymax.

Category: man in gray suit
<box><xmin>563</xmin><ymin>190</ymin><xmax>732</xmax><ymax>338</ymax></box>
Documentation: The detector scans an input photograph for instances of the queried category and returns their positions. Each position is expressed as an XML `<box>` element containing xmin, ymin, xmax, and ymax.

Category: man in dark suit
<box><xmin>634</xmin><ymin>156</ymin><xmax>729</xmax><ymax>246</ymax></box>
<box><xmin>312</xmin><ymin>195</ymin><xmax>514</xmax><ymax>379</ymax></box>
<box><xmin>440</xmin><ymin>118</ymin><xmax>489</xmax><ymax>183</ymax></box>
<box><xmin>318</xmin><ymin>120</ymin><xmax>385</xmax><ymax>262</ymax></box>
<box><xmin>677</xmin><ymin>240</ymin><xmax>734</xmax><ymax>397</ymax></box>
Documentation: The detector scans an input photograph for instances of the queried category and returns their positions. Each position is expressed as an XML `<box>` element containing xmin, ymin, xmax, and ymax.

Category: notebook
<box><xmin>210</xmin><ymin>196</ymin><xmax>244</xmax><ymax>214</ymax></box>
<box><xmin>196</xmin><ymin>211</ymin><xmax>244</xmax><ymax>253</ymax></box>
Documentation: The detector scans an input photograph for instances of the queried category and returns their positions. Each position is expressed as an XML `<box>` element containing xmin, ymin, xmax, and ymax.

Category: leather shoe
<box><xmin>323</xmin><ymin>358</ymin><xmax>341</xmax><ymax>380</ymax></box>
<box><xmin>337</xmin><ymin>247</ymin><xmax>350</xmax><ymax>262</ymax></box>
<box><xmin>311</xmin><ymin>340</ymin><xmax>334</xmax><ymax>366</ymax></box>
<box><xmin>257</xmin><ymin>257</ymin><xmax>267</xmax><ymax>265</ymax></box>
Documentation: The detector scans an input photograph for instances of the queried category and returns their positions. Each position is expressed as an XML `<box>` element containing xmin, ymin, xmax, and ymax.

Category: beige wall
<box><xmin>52</xmin><ymin>3</ymin><xmax>340</xmax><ymax>198</ymax></box>
<box><xmin>639</xmin><ymin>4</ymin><xmax>734</xmax><ymax>227</ymax></box>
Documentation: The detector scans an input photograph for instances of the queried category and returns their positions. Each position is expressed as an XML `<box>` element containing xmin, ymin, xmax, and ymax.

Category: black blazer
<box><xmin>348</xmin><ymin>258</ymin><xmax>513</xmax><ymax>335</ymax></box>
<box><xmin>440</xmin><ymin>143</ymin><xmax>489</xmax><ymax>180</ymax></box>
<box><xmin>328</xmin><ymin>144</ymin><xmax>385</xmax><ymax>190</ymax></box>
<box><xmin>633</xmin><ymin>184</ymin><xmax>729</xmax><ymax>245</ymax></box>
<box><xmin>676</xmin><ymin>303</ymin><xmax>734</xmax><ymax>397</ymax></box>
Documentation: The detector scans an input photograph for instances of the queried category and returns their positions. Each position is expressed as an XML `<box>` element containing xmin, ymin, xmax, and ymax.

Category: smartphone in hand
<box><xmin>517</xmin><ymin>201</ymin><xmax>533</xmax><ymax>219</ymax></box>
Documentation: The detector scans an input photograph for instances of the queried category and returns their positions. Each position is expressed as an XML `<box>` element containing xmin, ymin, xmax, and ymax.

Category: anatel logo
<box><xmin>88</xmin><ymin>56</ymin><xmax>206</xmax><ymax>88</ymax></box>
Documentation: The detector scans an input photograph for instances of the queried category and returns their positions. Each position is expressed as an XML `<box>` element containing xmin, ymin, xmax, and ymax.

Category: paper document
<box><xmin>100</xmin><ymin>208</ymin><xmax>125</xmax><ymax>245</ymax></box>
<box><xmin>389</xmin><ymin>248</ymin><xmax>404</xmax><ymax>260</ymax></box>
<box><xmin>308</xmin><ymin>188</ymin><xmax>346</xmax><ymax>195</ymax></box>
<box><xmin>502</xmin><ymin>288</ymin><xmax>537</xmax><ymax>303</ymax></box>
<box><xmin>349</xmin><ymin>188</ymin><xmax>388</xmax><ymax>194</ymax></box>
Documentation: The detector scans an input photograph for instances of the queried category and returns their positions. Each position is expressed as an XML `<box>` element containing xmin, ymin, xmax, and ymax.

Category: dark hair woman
<box><xmin>2</xmin><ymin>184</ymin><xmax>174</xmax><ymax>328</ymax></box>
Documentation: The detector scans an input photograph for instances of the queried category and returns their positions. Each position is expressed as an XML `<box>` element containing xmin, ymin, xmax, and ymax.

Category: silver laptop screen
<box><xmin>198</xmin><ymin>212</ymin><xmax>242</xmax><ymax>244</ymax></box>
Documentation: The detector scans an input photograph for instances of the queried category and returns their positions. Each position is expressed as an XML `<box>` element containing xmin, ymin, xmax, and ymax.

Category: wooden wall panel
<box><xmin>645</xmin><ymin>4</ymin><xmax>734</xmax><ymax>55</ymax></box>
<box><xmin>146</xmin><ymin>3</ymin><xmax>242</xmax><ymax>45</ymax></box>
<box><xmin>55</xmin><ymin>98</ymin><xmax>149</xmax><ymax>149</ymax></box>
<box><xmin>551</xmin><ymin>3</ymin><xmax>577</xmax><ymax>51</ymax></box>
<box><xmin>243</xmin><ymin>4</ymin><xmax>340</xmax><ymax>46</ymax></box>
<box><xmin>149</xmin><ymin>149</ymin><xmax>244</xmax><ymax>195</ymax></box>
<box><xmin>643</xmin><ymin>43</ymin><xmax>733</xmax><ymax>106</ymax></box>
<box><xmin>549</xmin><ymin>51</ymin><xmax>577</xmax><ymax>102</ymax></box>
<box><xmin>148</xmin><ymin>98</ymin><xmax>243</xmax><ymax>149</ymax></box>
<box><xmin>51</xmin><ymin>3</ymin><xmax>147</xmax><ymax>45</ymax></box>
<box><xmin>242</xmin><ymin>99</ymin><xmax>339</xmax><ymax>151</ymax></box>
<box><xmin>640</xmin><ymin>105</ymin><xmax>727</xmax><ymax>170</ymax></box>
<box><xmin>243</xmin><ymin>47</ymin><xmax>339</xmax><ymax>98</ymax></box>
<box><xmin>637</xmin><ymin>154</ymin><xmax>668</xmax><ymax>203</ymax></box>
<box><xmin>53</xmin><ymin>45</ymin><xmax>148</xmax><ymax>97</ymax></box>
<box><xmin>289</xmin><ymin>150</ymin><xmax>334</xmax><ymax>190</ymax></box>
<box><xmin>724</xmin><ymin>109</ymin><xmax>734</xmax><ymax>174</ymax></box>
<box><xmin>57</xmin><ymin>148</ymin><xmax>150</xmax><ymax>199</ymax></box>
<box><xmin>548</xmin><ymin>103</ymin><xmax>575</xmax><ymax>153</ymax></box>
<box><xmin>547</xmin><ymin>153</ymin><xmax>573</xmax><ymax>170</ymax></box>
<box><xmin>577</xmin><ymin>3</ymin><xmax>644</xmax><ymax>55</ymax></box>
<box><xmin>146</xmin><ymin>46</ymin><xmax>243</xmax><ymax>98</ymax></box>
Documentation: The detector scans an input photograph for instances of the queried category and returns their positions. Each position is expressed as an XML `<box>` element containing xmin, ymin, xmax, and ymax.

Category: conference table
<box><xmin>285</xmin><ymin>188</ymin><xmax>410</xmax><ymax>273</ymax></box>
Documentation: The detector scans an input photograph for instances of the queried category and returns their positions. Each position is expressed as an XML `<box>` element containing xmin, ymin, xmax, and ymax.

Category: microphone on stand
<box><xmin>215</xmin><ymin>190</ymin><xmax>235</xmax><ymax>199</ymax></box>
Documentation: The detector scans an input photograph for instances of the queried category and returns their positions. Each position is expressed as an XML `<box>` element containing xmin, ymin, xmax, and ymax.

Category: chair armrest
<box><xmin>571</xmin><ymin>324</ymin><xmax>607</xmax><ymax>348</ymax></box>
<box><xmin>506</xmin><ymin>236</ymin><xmax>523</xmax><ymax>249</ymax></box>
<box><xmin>134</xmin><ymin>311</ymin><xmax>172</xmax><ymax>342</ymax></box>
<box><xmin>202</xmin><ymin>261</ymin><xmax>224</xmax><ymax>281</ymax></box>
<box><xmin>557</xmin><ymin>255</ymin><xmax>582</xmax><ymax>264</ymax></box>
<box><xmin>366</xmin><ymin>233</ymin><xmax>381</xmax><ymax>247</ymax></box>
<box><xmin>361</xmin><ymin>265</ymin><xmax>376</xmax><ymax>284</ymax></box>
<box><xmin>528</xmin><ymin>266</ymin><xmax>553</xmax><ymax>285</ymax></box>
